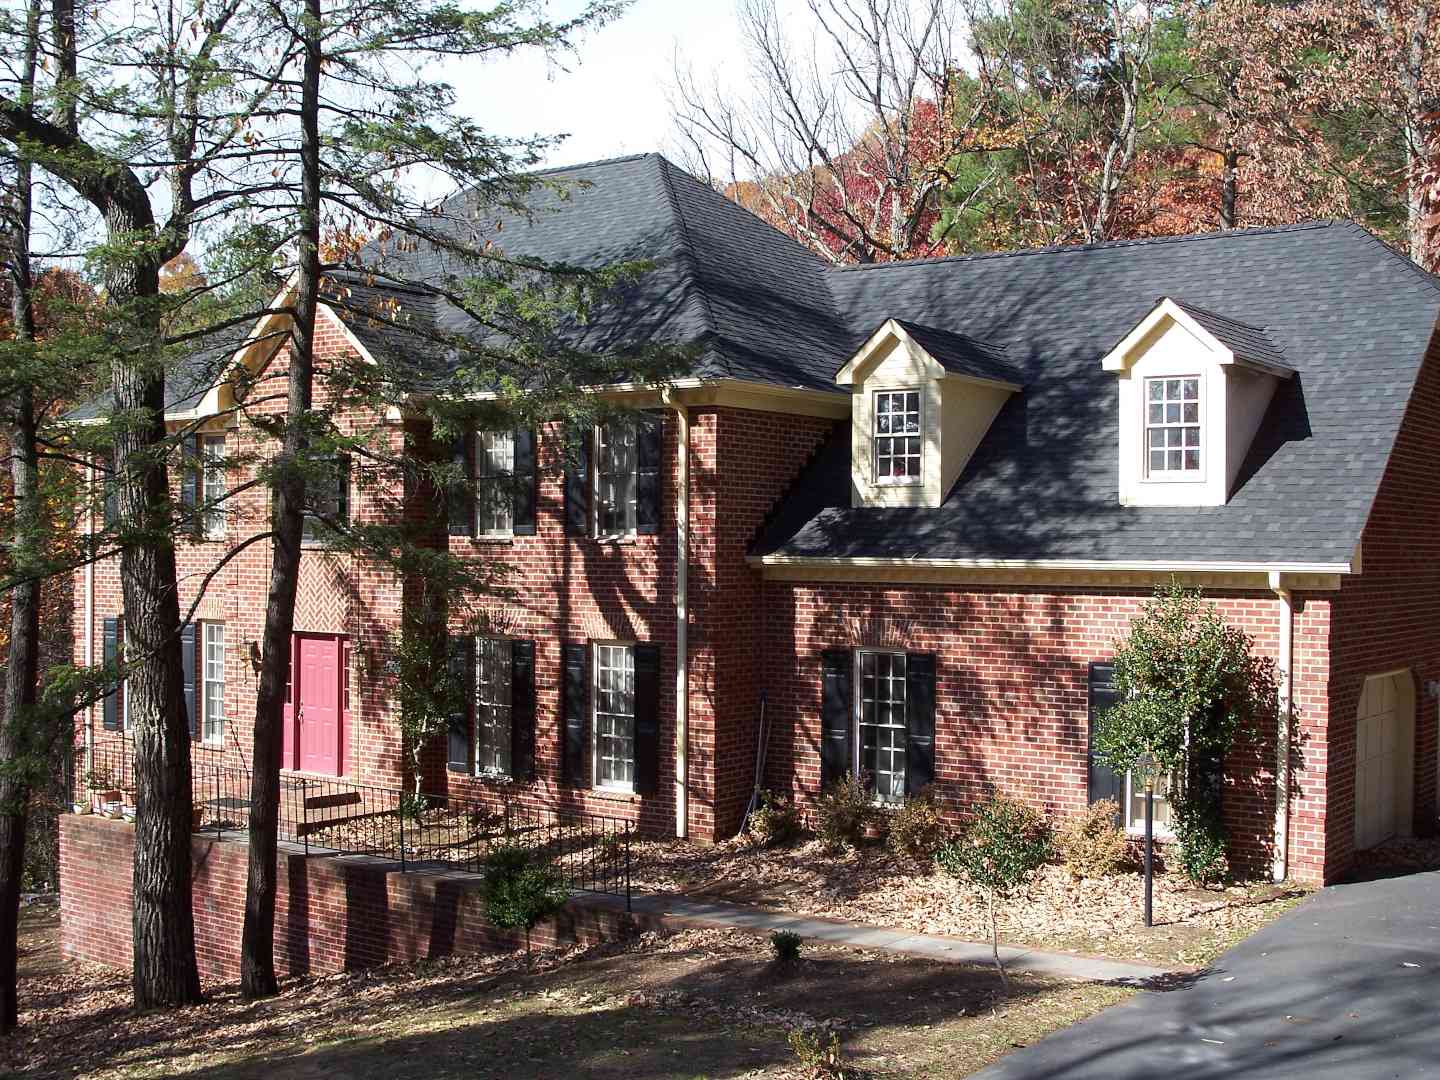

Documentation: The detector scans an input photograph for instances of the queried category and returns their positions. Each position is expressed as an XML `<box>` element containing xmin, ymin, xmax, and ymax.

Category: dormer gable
<box><xmin>837</xmin><ymin>318</ymin><xmax>1022</xmax><ymax>509</ymax></box>
<box><xmin>1102</xmin><ymin>297</ymin><xmax>1295</xmax><ymax>508</ymax></box>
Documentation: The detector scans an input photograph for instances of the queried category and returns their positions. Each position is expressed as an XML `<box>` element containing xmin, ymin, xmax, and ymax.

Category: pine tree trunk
<box><xmin>106</xmin><ymin>205</ymin><xmax>202</xmax><ymax>1008</ymax></box>
<box><xmin>0</xmin><ymin>1</ymin><xmax>43</xmax><ymax>1031</ymax></box>
<box><xmin>240</xmin><ymin>0</ymin><xmax>321</xmax><ymax>998</ymax></box>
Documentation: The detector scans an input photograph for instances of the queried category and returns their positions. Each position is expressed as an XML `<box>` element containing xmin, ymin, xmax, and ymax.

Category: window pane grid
<box><xmin>474</xmin><ymin>637</ymin><xmax>513</xmax><ymax>776</ymax></box>
<box><xmin>202</xmin><ymin>622</ymin><xmax>225</xmax><ymax>743</ymax></box>
<box><xmin>475</xmin><ymin>431</ymin><xmax>515</xmax><ymax>536</ymax></box>
<box><xmin>1126</xmin><ymin>769</ymin><xmax>1174</xmax><ymax>832</ymax></box>
<box><xmin>596</xmin><ymin>423</ymin><xmax>637</xmax><ymax>536</ymax></box>
<box><xmin>874</xmin><ymin>391</ymin><xmax>922</xmax><ymax>480</ymax></box>
<box><xmin>202</xmin><ymin>436</ymin><xmax>226</xmax><ymax>540</ymax></box>
<box><xmin>858</xmin><ymin>650</ymin><xmax>907</xmax><ymax>804</ymax></box>
<box><xmin>594</xmin><ymin>644</ymin><xmax>635</xmax><ymax>788</ymax></box>
<box><xmin>1144</xmin><ymin>377</ymin><xmax>1201</xmax><ymax>475</ymax></box>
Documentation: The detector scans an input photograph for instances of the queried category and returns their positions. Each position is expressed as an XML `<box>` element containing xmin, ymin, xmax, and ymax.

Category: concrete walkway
<box><xmin>969</xmin><ymin>869</ymin><xmax>1440</xmax><ymax>1079</ymax></box>
<box><xmin>584</xmin><ymin>892</ymin><xmax>1168</xmax><ymax>983</ymax></box>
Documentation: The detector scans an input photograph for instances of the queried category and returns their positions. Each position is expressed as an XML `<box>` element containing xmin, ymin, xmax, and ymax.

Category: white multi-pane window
<box><xmin>475</xmin><ymin>637</ymin><xmax>513</xmax><ymax>776</ymax></box>
<box><xmin>1144</xmin><ymin>377</ymin><xmax>1201</xmax><ymax>476</ymax></box>
<box><xmin>857</xmin><ymin>650</ymin><xmax>907</xmax><ymax>804</ymax></box>
<box><xmin>475</xmin><ymin>431</ymin><xmax>515</xmax><ymax>537</ymax></box>
<box><xmin>874</xmin><ymin>390</ymin><xmax>922</xmax><ymax>482</ymax></box>
<box><xmin>202</xmin><ymin>622</ymin><xmax>225</xmax><ymax>743</ymax></box>
<box><xmin>1125</xmin><ymin>769</ymin><xmax>1174</xmax><ymax>835</ymax></box>
<box><xmin>595</xmin><ymin>422</ymin><xmax>637</xmax><ymax>537</ymax></box>
<box><xmin>593</xmin><ymin>643</ymin><xmax>635</xmax><ymax>790</ymax></box>
<box><xmin>201</xmin><ymin>435</ymin><xmax>226</xmax><ymax>540</ymax></box>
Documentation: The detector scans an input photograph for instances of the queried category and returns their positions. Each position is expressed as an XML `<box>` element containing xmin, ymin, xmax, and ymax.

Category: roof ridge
<box><xmin>833</xmin><ymin>220</ymin><xmax>1343</xmax><ymax>273</ymax></box>
<box><xmin>1166</xmin><ymin>296</ymin><xmax>1271</xmax><ymax>331</ymax></box>
<box><xmin>653</xmin><ymin>155</ymin><xmax>724</xmax><ymax>370</ymax></box>
<box><xmin>518</xmin><ymin>151</ymin><xmax>657</xmax><ymax>179</ymax></box>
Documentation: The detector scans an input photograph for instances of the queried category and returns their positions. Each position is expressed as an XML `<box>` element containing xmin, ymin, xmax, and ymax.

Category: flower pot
<box><xmin>863</xmin><ymin>822</ymin><xmax>884</xmax><ymax>842</ymax></box>
<box><xmin>93</xmin><ymin>789</ymin><xmax>121</xmax><ymax>814</ymax></box>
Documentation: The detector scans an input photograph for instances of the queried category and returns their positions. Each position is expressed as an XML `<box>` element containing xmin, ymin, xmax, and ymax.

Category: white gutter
<box><xmin>667</xmin><ymin>397</ymin><xmax>690</xmax><ymax>839</ymax></box>
<box><xmin>1270</xmin><ymin>570</ymin><xmax>1293</xmax><ymax>882</ymax></box>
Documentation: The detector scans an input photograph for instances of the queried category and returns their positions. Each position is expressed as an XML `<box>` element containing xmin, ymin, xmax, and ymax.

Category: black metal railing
<box><xmin>75</xmin><ymin>737</ymin><xmax>632</xmax><ymax>906</ymax></box>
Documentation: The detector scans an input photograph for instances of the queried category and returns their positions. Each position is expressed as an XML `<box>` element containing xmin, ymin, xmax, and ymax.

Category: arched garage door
<box><xmin>1353</xmin><ymin>671</ymin><xmax>1416</xmax><ymax>851</ymax></box>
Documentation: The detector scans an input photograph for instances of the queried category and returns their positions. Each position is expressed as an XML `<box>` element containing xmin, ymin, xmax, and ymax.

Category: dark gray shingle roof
<box><xmin>757</xmin><ymin>221</ymin><xmax>1440</xmax><ymax>566</ymax></box>
<box><xmin>892</xmin><ymin>320</ymin><xmax>1023</xmax><ymax>386</ymax></box>
<box><xmin>1168</xmin><ymin>297</ymin><xmax>1290</xmax><ymax>372</ymax></box>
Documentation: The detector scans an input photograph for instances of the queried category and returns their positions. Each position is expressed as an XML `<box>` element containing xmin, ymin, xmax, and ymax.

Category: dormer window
<box><xmin>874</xmin><ymin>389</ymin><xmax>922</xmax><ymax>483</ymax></box>
<box><xmin>1144</xmin><ymin>376</ymin><xmax>1201</xmax><ymax>477</ymax></box>
<box><xmin>1102</xmin><ymin>298</ymin><xmax>1294</xmax><ymax>508</ymax></box>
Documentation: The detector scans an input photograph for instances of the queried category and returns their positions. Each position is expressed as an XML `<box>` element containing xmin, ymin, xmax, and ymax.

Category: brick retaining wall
<box><xmin>59</xmin><ymin>814</ymin><xmax>645</xmax><ymax>983</ymax></box>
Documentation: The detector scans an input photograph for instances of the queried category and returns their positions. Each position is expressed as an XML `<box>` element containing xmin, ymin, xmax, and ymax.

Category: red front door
<box><xmin>283</xmin><ymin>634</ymin><xmax>345</xmax><ymax>775</ymax></box>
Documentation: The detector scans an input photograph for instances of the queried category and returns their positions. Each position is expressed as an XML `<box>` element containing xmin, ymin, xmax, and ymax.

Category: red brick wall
<box><xmin>759</xmin><ymin>581</ymin><xmax>1333</xmax><ymax>883</ymax></box>
<box><xmin>1325</xmin><ymin>328</ymin><xmax>1440</xmax><ymax>881</ymax></box>
<box><xmin>59</xmin><ymin>814</ymin><xmax>643</xmax><ymax>982</ymax></box>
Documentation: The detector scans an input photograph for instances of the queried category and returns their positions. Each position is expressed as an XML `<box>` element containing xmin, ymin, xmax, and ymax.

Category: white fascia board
<box><xmin>751</xmin><ymin>553</ymin><xmax>1352</xmax><ymax>575</ymax></box>
<box><xmin>835</xmin><ymin>319</ymin><xmax>945</xmax><ymax>385</ymax></box>
<box><xmin>940</xmin><ymin>370</ymin><xmax>1023</xmax><ymax>394</ymax></box>
<box><xmin>1102</xmin><ymin>297</ymin><xmax>1294</xmax><ymax>379</ymax></box>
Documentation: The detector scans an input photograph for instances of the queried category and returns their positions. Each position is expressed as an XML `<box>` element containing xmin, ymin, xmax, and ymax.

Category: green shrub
<box><xmin>815</xmin><ymin>774</ymin><xmax>872</xmax><ymax>853</ymax></box>
<box><xmin>887</xmin><ymin>787</ymin><xmax>947</xmax><ymax>863</ymax></box>
<box><xmin>787</xmin><ymin>1027</ymin><xmax>844</xmax><ymax>1076</ymax></box>
<box><xmin>936</xmin><ymin>796</ymin><xmax>1053</xmax><ymax>987</ymax></box>
<box><xmin>749</xmin><ymin>791</ymin><xmax>803</xmax><ymax>848</ymax></box>
<box><xmin>1057</xmin><ymin>800</ymin><xmax>1130</xmax><ymax>879</ymax></box>
<box><xmin>482</xmin><ymin>845</ymin><xmax>569</xmax><ymax>955</ymax></box>
<box><xmin>770</xmin><ymin>929</ymin><xmax>803</xmax><ymax>964</ymax></box>
<box><xmin>1172</xmin><ymin>798</ymin><xmax>1230</xmax><ymax>887</ymax></box>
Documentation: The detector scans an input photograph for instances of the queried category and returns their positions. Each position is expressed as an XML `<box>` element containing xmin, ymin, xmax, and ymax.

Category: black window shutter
<box><xmin>905</xmin><ymin>652</ymin><xmax>937</xmax><ymax>795</ymax></box>
<box><xmin>180</xmin><ymin>434</ymin><xmax>199</xmax><ymax>509</ymax></box>
<box><xmin>563</xmin><ymin>430</ymin><xmax>590</xmax><ymax>537</ymax></box>
<box><xmin>102</xmin><ymin>617</ymin><xmax>120</xmax><ymax>731</ymax></box>
<box><xmin>820</xmin><ymin>649</ymin><xmax>853</xmax><ymax>789</ymax></box>
<box><xmin>1087</xmin><ymin>661</ymin><xmax>1124</xmax><ymax>825</ymax></box>
<box><xmin>635</xmin><ymin>412</ymin><xmax>663</xmax><ymax>535</ymax></box>
<box><xmin>448</xmin><ymin>430</ymin><xmax>474</xmax><ymax>537</ymax></box>
<box><xmin>510</xmin><ymin>640</ymin><xmax>536</xmax><ymax>779</ymax></box>
<box><xmin>181</xmin><ymin>623</ymin><xmax>198</xmax><ymax>740</ymax></box>
<box><xmin>447</xmin><ymin>635</ymin><xmax>475</xmax><ymax>773</ymax></box>
<box><xmin>335</xmin><ymin>452</ymin><xmax>352</xmax><ymax>525</ymax></box>
<box><xmin>512</xmin><ymin>428</ymin><xmax>537</xmax><ymax>536</ymax></box>
<box><xmin>561</xmin><ymin>642</ymin><xmax>589</xmax><ymax>785</ymax></box>
<box><xmin>633</xmin><ymin>643</ymin><xmax>661</xmax><ymax>795</ymax></box>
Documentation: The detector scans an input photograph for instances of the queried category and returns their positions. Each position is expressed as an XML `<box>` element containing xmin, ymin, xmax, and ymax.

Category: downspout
<box><xmin>84</xmin><ymin>458</ymin><xmax>96</xmax><ymax>780</ymax></box>
<box><xmin>667</xmin><ymin>395</ymin><xmax>690</xmax><ymax>839</ymax></box>
<box><xmin>1270</xmin><ymin>571</ymin><xmax>1292</xmax><ymax>883</ymax></box>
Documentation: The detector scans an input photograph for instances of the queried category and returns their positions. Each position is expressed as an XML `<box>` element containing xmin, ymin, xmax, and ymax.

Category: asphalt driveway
<box><xmin>974</xmin><ymin>869</ymin><xmax>1440</xmax><ymax>1079</ymax></box>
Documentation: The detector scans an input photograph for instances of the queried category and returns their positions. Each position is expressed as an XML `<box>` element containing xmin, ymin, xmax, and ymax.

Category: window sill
<box><xmin>589</xmin><ymin>534</ymin><xmax>637</xmax><ymax>545</ymax></box>
<box><xmin>588</xmin><ymin>788</ymin><xmax>640</xmax><ymax>804</ymax></box>
<box><xmin>470</xmin><ymin>535</ymin><xmax>514</xmax><ymax>545</ymax></box>
<box><xmin>873</xmin><ymin>478</ymin><xmax>923</xmax><ymax>488</ymax></box>
<box><xmin>1125</xmin><ymin>826</ymin><xmax>1175</xmax><ymax>841</ymax></box>
<box><xmin>473</xmin><ymin>771</ymin><xmax>514</xmax><ymax>784</ymax></box>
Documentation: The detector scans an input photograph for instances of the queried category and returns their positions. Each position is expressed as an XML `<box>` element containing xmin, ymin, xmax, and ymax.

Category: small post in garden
<box><xmin>1136</xmin><ymin>750</ymin><xmax>1157</xmax><ymax>928</ymax></box>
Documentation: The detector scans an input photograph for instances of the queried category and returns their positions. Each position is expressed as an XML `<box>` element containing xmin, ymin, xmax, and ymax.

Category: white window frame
<box><xmin>474</xmin><ymin>636</ymin><xmax>513</xmax><ymax>778</ymax></box>
<box><xmin>1142</xmin><ymin>375</ymin><xmax>1204</xmax><ymax>482</ymax></box>
<box><xmin>201</xmin><ymin>622</ymin><xmax>225</xmax><ymax>745</ymax></box>
<box><xmin>592</xmin><ymin>641</ymin><xmax>636</xmax><ymax>792</ymax></box>
<box><xmin>474</xmin><ymin>431</ymin><xmax>515</xmax><ymax>538</ymax></box>
<box><xmin>593</xmin><ymin>421</ymin><xmax>638</xmax><ymax>538</ymax></box>
<box><xmin>201</xmin><ymin>435</ymin><xmax>227</xmax><ymax>541</ymax></box>
<box><xmin>119</xmin><ymin>624</ymin><xmax>132</xmax><ymax>732</ymax></box>
<box><xmin>854</xmin><ymin>648</ymin><xmax>908</xmax><ymax>805</ymax></box>
<box><xmin>872</xmin><ymin>388</ymin><xmax>924</xmax><ymax>486</ymax></box>
<box><xmin>1123</xmin><ymin>768</ymin><xmax>1175</xmax><ymax>838</ymax></box>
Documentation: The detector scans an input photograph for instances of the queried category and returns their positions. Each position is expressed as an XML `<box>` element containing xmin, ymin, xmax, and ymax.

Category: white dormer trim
<box><xmin>1103</xmin><ymin>298</ymin><xmax>1293</xmax><ymax>508</ymax></box>
<box><xmin>1101</xmin><ymin>297</ymin><xmax>1295</xmax><ymax>379</ymax></box>
<box><xmin>837</xmin><ymin>318</ymin><xmax>1023</xmax><ymax>393</ymax></box>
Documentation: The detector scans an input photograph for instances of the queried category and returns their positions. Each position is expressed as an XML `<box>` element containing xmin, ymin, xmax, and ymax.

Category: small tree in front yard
<box><xmin>935</xmin><ymin>797</ymin><xmax>1052</xmax><ymax>988</ymax></box>
<box><xmin>482</xmin><ymin>846</ymin><xmax>569</xmax><ymax>959</ymax></box>
<box><xmin>1093</xmin><ymin>583</ymin><xmax>1280</xmax><ymax>887</ymax></box>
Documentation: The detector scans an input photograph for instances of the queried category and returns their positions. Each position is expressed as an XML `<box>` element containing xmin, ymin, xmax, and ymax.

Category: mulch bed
<box><xmin>631</xmin><ymin>836</ymin><xmax>1312</xmax><ymax>967</ymax></box>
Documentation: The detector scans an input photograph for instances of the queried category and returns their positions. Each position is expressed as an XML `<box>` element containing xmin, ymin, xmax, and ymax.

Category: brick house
<box><xmin>72</xmin><ymin>153</ymin><xmax>1440</xmax><ymax>886</ymax></box>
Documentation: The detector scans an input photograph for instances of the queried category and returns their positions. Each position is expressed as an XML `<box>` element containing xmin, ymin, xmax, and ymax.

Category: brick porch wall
<box><xmin>59</xmin><ymin>814</ymin><xmax>644</xmax><ymax>983</ymax></box>
<box><xmin>759</xmin><ymin>582</ymin><xmax>1334</xmax><ymax>883</ymax></box>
